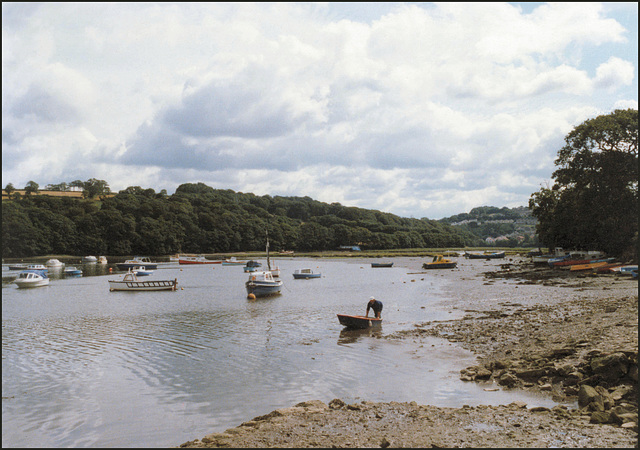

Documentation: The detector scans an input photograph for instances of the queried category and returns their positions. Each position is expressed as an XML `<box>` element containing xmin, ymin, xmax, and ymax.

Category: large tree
<box><xmin>529</xmin><ymin>109</ymin><xmax>638</xmax><ymax>257</ymax></box>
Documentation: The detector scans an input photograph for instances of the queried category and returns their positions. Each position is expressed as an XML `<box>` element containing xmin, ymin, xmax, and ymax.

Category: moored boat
<box><xmin>569</xmin><ymin>258</ymin><xmax>615</xmax><ymax>272</ymax></box>
<box><xmin>108</xmin><ymin>271</ymin><xmax>178</xmax><ymax>291</ymax></box>
<box><xmin>14</xmin><ymin>270</ymin><xmax>49</xmax><ymax>288</ymax></box>
<box><xmin>82</xmin><ymin>256</ymin><xmax>98</xmax><ymax>264</ymax></box>
<box><xmin>610</xmin><ymin>265</ymin><xmax>639</xmax><ymax>275</ymax></box>
<box><xmin>243</xmin><ymin>260</ymin><xmax>262</xmax><ymax>272</ymax></box>
<box><xmin>371</xmin><ymin>262</ymin><xmax>394</xmax><ymax>268</ymax></box>
<box><xmin>8</xmin><ymin>263</ymin><xmax>28</xmax><ymax>270</ymax></box>
<box><xmin>46</xmin><ymin>259</ymin><xmax>64</xmax><ymax>267</ymax></box>
<box><xmin>423</xmin><ymin>255</ymin><xmax>457</xmax><ymax>269</ymax></box>
<box><xmin>293</xmin><ymin>268</ymin><xmax>321</xmax><ymax>279</ymax></box>
<box><xmin>222</xmin><ymin>257</ymin><xmax>247</xmax><ymax>266</ymax></box>
<box><xmin>64</xmin><ymin>266</ymin><xmax>83</xmax><ymax>276</ymax></box>
<box><xmin>117</xmin><ymin>257</ymin><xmax>159</xmax><ymax>270</ymax></box>
<box><xmin>178</xmin><ymin>255</ymin><xmax>220</xmax><ymax>265</ymax></box>
<box><xmin>131</xmin><ymin>266</ymin><xmax>153</xmax><ymax>276</ymax></box>
<box><xmin>337</xmin><ymin>314</ymin><xmax>382</xmax><ymax>329</ymax></box>
<box><xmin>464</xmin><ymin>251</ymin><xmax>505</xmax><ymax>259</ymax></box>
<box><xmin>26</xmin><ymin>264</ymin><xmax>48</xmax><ymax>271</ymax></box>
<box><xmin>98</xmin><ymin>256</ymin><xmax>108</xmax><ymax>264</ymax></box>
<box><xmin>245</xmin><ymin>270</ymin><xmax>282</xmax><ymax>297</ymax></box>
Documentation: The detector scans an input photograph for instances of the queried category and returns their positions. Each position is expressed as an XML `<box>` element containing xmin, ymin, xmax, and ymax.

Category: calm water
<box><xmin>2</xmin><ymin>259</ymin><xmax>559</xmax><ymax>447</ymax></box>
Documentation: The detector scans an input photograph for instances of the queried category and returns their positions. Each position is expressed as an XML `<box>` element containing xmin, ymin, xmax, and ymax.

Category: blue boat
<box><xmin>464</xmin><ymin>251</ymin><xmax>505</xmax><ymax>259</ymax></box>
<box><xmin>64</xmin><ymin>266</ymin><xmax>83</xmax><ymax>276</ymax></box>
<box><xmin>292</xmin><ymin>268</ymin><xmax>321</xmax><ymax>279</ymax></box>
<box><xmin>243</xmin><ymin>260</ymin><xmax>262</xmax><ymax>273</ymax></box>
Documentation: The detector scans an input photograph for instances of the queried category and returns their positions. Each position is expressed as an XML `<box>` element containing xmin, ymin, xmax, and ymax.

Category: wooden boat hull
<box><xmin>337</xmin><ymin>314</ymin><xmax>382</xmax><ymax>329</ymax></box>
<box><xmin>423</xmin><ymin>262</ymin><xmax>457</xmax><ymax>269</ymax></box>
<box><xmin>569</xmin><ymin>258</ymin><xmax>615</xmax><ymax>272</ymax></box>
<box><xmin>371</xmin><ymin>263</ymin><xmax>393</xmax><ymax>268</ymax></box>
<box><xmin>466</xmin><ymin>252</ymin><xmax>505</xmax><ymax>259</ymax></box>
<box><xmin>109</xmin><ymin>279</ymin><xmax>177</xmax><ymax>291</ymax></box>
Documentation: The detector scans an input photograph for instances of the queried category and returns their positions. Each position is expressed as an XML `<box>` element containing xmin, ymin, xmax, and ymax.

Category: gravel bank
<box><xmin>178</xmin><ymin>257</ymin><xmax>638</xmax><ymax>448</ymax></box>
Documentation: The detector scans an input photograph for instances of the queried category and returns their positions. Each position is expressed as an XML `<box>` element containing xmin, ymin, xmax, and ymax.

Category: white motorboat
<box><xmin>245</xmin><ymin>271</ymin><xmax>283</xmax><ymax>298</ymax></box>
<box><xmin>108</xmin><ymin>271</ymin><xmax>178</xmax><ymax>291</ymax></box>
<box><xmin>46</xmin><ymin>259</ymin><xmax>64</xmax><ymax>267</ymax></box>
<box><xmin>131</xmin><ymin>266</ymin><xmax>154</xmax><ymax>276</ymax></box>
<box><xmin>14</xmin><ymin>270</ymin><xmax>49</xmax><ymax>288</ymax></box>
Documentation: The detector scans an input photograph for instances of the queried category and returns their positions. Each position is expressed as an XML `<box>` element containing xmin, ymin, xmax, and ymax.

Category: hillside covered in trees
<box><xmin>2</xmin><ymin>182</ymin><xmax>483</xmax><ymax>258</ymax></box>
<box><xmin>439</xmin><ymin>206</ymin><xmax>538</xmax><ymax>247</ymax></box>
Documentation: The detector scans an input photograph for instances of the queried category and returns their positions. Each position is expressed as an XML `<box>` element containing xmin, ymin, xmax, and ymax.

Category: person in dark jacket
<box><xmin>366</xmin><ymin>296</ymin><xmax>383</xmax><ymax>319</ymax></box>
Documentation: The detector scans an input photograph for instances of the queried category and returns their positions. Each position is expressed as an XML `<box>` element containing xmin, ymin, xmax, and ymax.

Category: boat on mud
<box><xmin>423</xmin><ymin>254</ymin><xmax>457</xmax><ymax>269</ymax></box>
<box><xmin>337</xmin><ymin>314</ymin><xmax>382</xmax><ymax>329</ymax></box>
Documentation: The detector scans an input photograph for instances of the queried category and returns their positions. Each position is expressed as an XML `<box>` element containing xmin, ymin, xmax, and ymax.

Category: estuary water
<box><xmin>2</xmin><ymin>258</ymin><xmax>558</xmax><ymax>447</ymax></box>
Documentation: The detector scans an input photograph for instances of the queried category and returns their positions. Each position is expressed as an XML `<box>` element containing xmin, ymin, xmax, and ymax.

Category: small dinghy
<box><xmin>337</xmin><ymin>314</ymin><xmax>382</xmax><ymax>329</ymax></box>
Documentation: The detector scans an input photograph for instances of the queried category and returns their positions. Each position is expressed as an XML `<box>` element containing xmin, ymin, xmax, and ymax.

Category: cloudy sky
<box><xmin>2</xmin><ymin>2</ymin><xmax>637</xmax><ymax>219</ymax></box>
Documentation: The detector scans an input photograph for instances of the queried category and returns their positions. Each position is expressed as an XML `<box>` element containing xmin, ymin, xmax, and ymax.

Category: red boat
<box><xmin>337</xmin><ymin>314</ymin><xmax>382</xmax><ymax>329</ymax></box>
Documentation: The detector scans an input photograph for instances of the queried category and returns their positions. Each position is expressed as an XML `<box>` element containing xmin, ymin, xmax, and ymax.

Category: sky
<box><xmin>2</xmin><ymin>2</ymin><xmax>637</xmax><ymax>219</ymax></box>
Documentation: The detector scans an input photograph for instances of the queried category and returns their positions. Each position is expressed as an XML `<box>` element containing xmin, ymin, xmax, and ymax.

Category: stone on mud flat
<box><xmin>590</xmin><ymin>353</ymin><xmax>630</xmax><ymax>380</ymax></box>
<box><xmin>578</xmin><ymin>385</ymin><xmax>600</xmax><ymax>409</ymax></box>
<box><xmin>498</xmin><ymin>373</ymin><xmax>519</xmax><ymax>387</ymax></box>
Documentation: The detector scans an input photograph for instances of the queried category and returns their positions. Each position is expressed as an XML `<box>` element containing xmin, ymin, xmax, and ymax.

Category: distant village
<box><xmin>443</xmin><ymin>206</ymin><xmax>538</xmax><ymax>246</ymax></box>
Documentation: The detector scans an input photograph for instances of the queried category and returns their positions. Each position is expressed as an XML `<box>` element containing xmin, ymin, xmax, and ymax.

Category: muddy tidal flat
<box><xmin>179</xmin><ymin>257</ymin><xmax>638</xmax><ymax>448</ymax></box>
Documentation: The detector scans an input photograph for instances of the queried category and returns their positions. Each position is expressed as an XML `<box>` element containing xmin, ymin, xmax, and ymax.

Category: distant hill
<box><xmin>439</xmin><ymin>206</ymin><xmax>538</xmax><ymax>247</ymax></box>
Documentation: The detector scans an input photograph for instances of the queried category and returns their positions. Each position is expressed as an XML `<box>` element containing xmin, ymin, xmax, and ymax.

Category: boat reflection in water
<box><xmin>337</xmin><ymin>327</ymin><xmax>382</xmax><ymax>345</ymax></box>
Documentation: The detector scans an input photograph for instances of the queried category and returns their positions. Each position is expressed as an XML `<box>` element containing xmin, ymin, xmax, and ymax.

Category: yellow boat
<box><xmin>569</xmin><ymin>261</ymin><xmax>609</xmax><ymax>272</ymax></box>
<box><xmin>423</xmin><ymin>255</ymin><xmax>457</xmax><ymax>269</ymax></box>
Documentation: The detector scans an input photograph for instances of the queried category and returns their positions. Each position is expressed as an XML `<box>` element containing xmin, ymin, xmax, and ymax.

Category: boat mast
<box><xmin>266</xmin><ymin>229</ymin><xmax>271</xmax><ymax>271</ymax></box>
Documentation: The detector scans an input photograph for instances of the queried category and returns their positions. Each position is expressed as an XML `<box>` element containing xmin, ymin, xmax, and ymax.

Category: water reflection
<box><xmin>337</xmin><ymin>327</ymin><xmax>383</xmax><ymax>345</ymax></box>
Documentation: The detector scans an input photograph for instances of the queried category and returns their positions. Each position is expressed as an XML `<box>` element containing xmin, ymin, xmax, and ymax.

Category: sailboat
<box><xmin>245</xmin><ymin>230</ymin><xmax>282</xmax><ymax>297</ymax></box>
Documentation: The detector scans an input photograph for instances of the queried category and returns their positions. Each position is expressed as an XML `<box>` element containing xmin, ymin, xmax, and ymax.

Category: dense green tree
<box><xmin>24</xmin><ymin>181</ymin><xmax>39</xmax><ymax>195</ymax></box>
<box><xmin>82</xmin><ymin>178</ymin><xmax>111</xmax><ymax>198</ymax></box>
<box><xmin>530</xmin><ymin>109</ymin><xmax>638</xmax><ymax>256</ymax></box>
<box><xmin>5</xmin><ymin>183</ymin><xmax>15</xmax><ymax>197</ymax></box>
<box><xmin>2</xmin><ymin>202</ymin><xmax>45</xmax><ymax>256</ymax></box>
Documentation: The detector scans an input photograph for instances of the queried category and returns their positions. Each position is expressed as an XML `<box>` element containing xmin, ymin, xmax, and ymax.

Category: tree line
<box><xmin>2</xmin><ymin>183</ymin><xmax>481</xmax><ymax>258</ymax></box>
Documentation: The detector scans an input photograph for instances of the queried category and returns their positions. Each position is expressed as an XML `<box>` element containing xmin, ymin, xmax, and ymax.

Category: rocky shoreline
<box><xmin>178</xmin><ymin>258</ymin><xmax>638</xmax><ymax>448</ymax></box>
